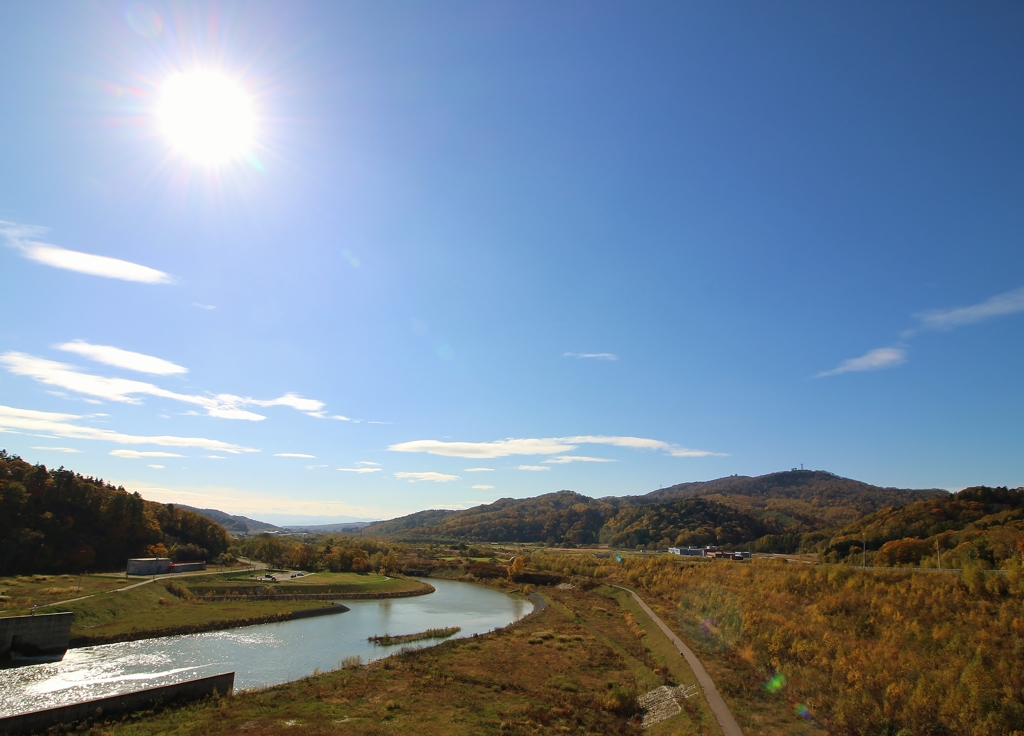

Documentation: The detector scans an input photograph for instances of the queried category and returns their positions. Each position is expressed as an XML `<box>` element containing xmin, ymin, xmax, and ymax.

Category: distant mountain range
<box><xmin>178</xmin><ymin>506</ymin><xmax>283</xmax><ymax>535</ymax></box>
<box><xmin>180</xmin><ymin>469</ymin><xmax>954</xmax><ymax>552</ymax></box>
<box><xmin>355</xmin><ymin>470</ymin><xmax>948</xmax><ymax>548</ymax></box>
<box><xmin>178</xmin><ymin>507</ymin><xmax>376</xmax><ymax>535</ymax></box>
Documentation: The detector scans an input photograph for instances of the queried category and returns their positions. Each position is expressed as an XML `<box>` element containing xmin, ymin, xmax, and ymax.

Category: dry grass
<box><xmin>89</xmin><ymin>587</ymin><xmax>720</xmax><ymax>736</ymax></box>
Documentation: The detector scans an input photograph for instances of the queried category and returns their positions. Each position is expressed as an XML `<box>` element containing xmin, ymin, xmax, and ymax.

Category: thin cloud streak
<box><xmin>111</xmin><ymin>449</ymin><xmax>184</xmax><ymax>458</ymax></box>
<box><xmin>338</xmin><ymin>467</ymin><xmax>382</xmax><ymax>473</ymax></box>
<box><xmin>393</xmin><ymin>471</ymin><xmax>460</xmax><ymax>482</ymax></box>
<box><xmin>816</xmin><ymin>347</ymin><xmax>907</xmax><ymax>378</ymax></box>
<box><xmin>517</xmin><ymin>465</ymin><xmax>549</xmax><ymax>471</ymax></box>
<box><xmin>389</xmin><ymin>435</ymin><xmax>725</xmax><ymax>459</ymax></box>
<box><xmin>563</xmin><ymin>352</ymin><xmax>618</xmax><ymax>361</ymax></box>
<box><xmin>275</xmin><ymin>453</ymin><xmax>316</xmax><ymax>458</ymax></box>
<box><xmin>0</xmin><ymin>404</ymin><xmax>257</xmax><ymax>453</ymax></box>
<box><xmin>1</xmin><ymin>352</ymin><xmax>325</xmax><ymax>422</ymax></box>
<box><xmin>58</xmin><ymin>340</ymin><xmax>187</xmax><ymax>375</ymax></box>
<box><xmin>389</xmin><ymin>438</ymin><xmax>575</xmax><ymax>459</ymax></box>
<box><xmin>1</xmin><ymin>220</ymin><xmax>172</xmax><ymax>284</ymax></box>
<box><xmin>31</xmin><ymin>446</ymin><xmax>81</xmax><ymax>453</ymax></box>
<box><xmin>914</xmin><ymin>286</ymin><xmax>1024</xmax><ymax>331</ymax></box>
<box><xmin>544</xmin><ymin>455</ymin><xmax>615</xmax><ymax>464</ymax></box>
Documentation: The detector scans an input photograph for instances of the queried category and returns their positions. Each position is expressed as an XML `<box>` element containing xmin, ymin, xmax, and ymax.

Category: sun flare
<box><xmin>158</xmin><ymin>72</ymin><xmax>255</xmax><ymax>165</ymax></box>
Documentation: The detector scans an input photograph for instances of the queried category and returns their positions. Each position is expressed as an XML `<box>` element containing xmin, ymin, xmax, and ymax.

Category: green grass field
<box><xmin>1</xmin><ymin>571</ymin><xmax>429</xmax><ymax>645</ymax></box>
<box><xmin>0</xmin><ymin>573</ymin><xmax>133</xmax><ymax>613</ymax></box>
<box><xmin>184</xmin><ymin>572</ymin><xmax>425</xmax><ymax>596</ymax></box>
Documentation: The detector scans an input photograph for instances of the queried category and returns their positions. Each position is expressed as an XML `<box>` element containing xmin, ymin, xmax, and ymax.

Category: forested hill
<box><xmin>824</xmin><ymin>485</ymin><xmax>1024</xmax><ymax>568</ymax></box>
<box><xmin>358</xmin><ymin>491</ymin><xmax>614</xmax><ymax>544</ymax></box>
<box><xmin>0</xmin><ymin>451</ymin><xmax>229</xmax><ymax>575</ymax></box>
<box><xmin>179</xmin><ymin>505</ymin><xmax>281</xmax><ymax>534</ymax></box>
<box><xmin>357</xmin><ymin>470</ymin><xmax>946</xmax><ymax>546</ymax></box>
<box><xmin>634</xmin><ymin>470</ymin><xmax>945</xmax><ymax>530</ymax></box>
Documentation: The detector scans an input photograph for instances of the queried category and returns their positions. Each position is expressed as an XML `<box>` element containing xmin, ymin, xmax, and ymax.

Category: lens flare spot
<box><xmin>794</xmin><ymin>703</ymin><xmax>813</xmax><ymax>720</ymax></box>
<box><xmin>126</xmin><ymin>2</ymin><xmax>163</xmax><ymax>37</ymax></box>
<box><xmin>764</xmin><ymin>672</ymin><xmax>787</xmax><ymax>694</ymax></box>
<box><xmin>159</xmin><ymin>72</ymin><xmax>256</xmax><ymax>165</ymax></box>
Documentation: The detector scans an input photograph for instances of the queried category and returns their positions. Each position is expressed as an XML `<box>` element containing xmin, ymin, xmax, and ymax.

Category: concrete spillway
<box><xmin>0</xmin><ymin>613</ymin><xmax>73</xmax><ymax>663</ymax></box>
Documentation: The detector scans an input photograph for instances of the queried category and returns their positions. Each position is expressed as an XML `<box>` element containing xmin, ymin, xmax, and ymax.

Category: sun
<box><xmin>158</xmin><ymin>71</ymin><xmax>256</xmax><ymax>165</ymax></box>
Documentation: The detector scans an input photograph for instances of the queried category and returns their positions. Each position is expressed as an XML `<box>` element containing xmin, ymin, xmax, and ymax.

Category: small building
<box><xmin>170</xmin><ymin>561</ymin><xmax>207</xmax><ymax>573</ymax></box>
<box><xmin>732</xmin><ymin>551</ymin><xmax>752</xmax><ymax>561</ymax></box>
<box><xmin>668</xmin><ymin>547</ymin><xmax>706</xmax><ymax>557</ymax></box>
<box><xmin>126</xmin><ymin>558</ymin><xmax>171</xmax><ymax>576</ymax></box>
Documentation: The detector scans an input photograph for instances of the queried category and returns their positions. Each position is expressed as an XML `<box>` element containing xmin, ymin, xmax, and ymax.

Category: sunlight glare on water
<box><xmin>0</xmin><ymin>579</ymin><xmax>531</xmax><ymax>717</ymax></box>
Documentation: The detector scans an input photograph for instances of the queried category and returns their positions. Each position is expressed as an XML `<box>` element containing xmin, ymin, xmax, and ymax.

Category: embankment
<box><xmin>70</xmin><ymin>603</ymin><xmax>349</xmax><ymax>648</ymax></box>
<box><xmin>0</xmin><ymin>672</ymin><xmax>234</xmax><ymax>735</ymax></box>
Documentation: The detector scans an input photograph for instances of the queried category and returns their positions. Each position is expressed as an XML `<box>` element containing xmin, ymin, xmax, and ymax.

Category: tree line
<box><xmin>0</xmin><ymin>451</ymin><xmax>229</xmax><ymax>574</ymax></box>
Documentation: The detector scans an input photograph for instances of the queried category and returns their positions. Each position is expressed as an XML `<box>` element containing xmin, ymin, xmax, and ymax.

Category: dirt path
<box><xmin>36</xmin><ymin>564</ymin><xmax>265</xmax><ymax>610</ymax></box>
<box><xmin>611</xmin><ymin>585</ymin><xmax>744</xmax><ymax>736</ymax></box>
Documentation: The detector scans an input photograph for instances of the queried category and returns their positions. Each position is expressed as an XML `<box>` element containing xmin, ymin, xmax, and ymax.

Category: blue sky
<box><xmin>2</xmin><ymin>2</ymin><xmax>1023</xmax><ymax>523</ymax></box>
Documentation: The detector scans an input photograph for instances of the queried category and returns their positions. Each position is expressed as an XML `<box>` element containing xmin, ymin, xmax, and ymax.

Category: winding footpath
<box><xmin>611</xmin><ymin>585</ymin><xmax>744</xmax><ymax>736</ymax></box>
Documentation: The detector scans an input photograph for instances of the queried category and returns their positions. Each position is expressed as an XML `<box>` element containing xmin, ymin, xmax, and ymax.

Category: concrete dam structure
<box><xmin>0</xmin><ymin>612</ymin><xmax>73</xmax><ymax>662</ymax></box>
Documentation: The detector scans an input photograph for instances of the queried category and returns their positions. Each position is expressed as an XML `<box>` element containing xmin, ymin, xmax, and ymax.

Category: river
<box><xmin>0</xmin><ymin>578</ymin><xmax>532</xmax><ymax>717</ymax></box>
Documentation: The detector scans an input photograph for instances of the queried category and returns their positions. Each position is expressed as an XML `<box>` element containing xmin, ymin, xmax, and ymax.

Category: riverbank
<box><xmin>69</xmin><ymin>603</ymin><xmax>348</xmax><ymax>647</ymax></box>
<box><xmin>72</xmin><ymin>585</ymin><xmax>722</xmax><ymax>735</ymax></box>
<box><xmin>2</xmin><ymin>573</ymin><xmax>433</xmax><ymax>647</ymax></box>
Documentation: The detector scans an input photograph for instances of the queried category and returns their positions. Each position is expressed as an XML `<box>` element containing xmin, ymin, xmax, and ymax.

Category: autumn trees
<box><xmin>0</xmin><ymin>451</ymin><xmax>229</xmax><ymax>574</ymax></box>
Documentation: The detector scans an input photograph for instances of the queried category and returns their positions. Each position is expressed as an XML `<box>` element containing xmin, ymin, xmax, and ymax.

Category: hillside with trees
<box><xmin>356</xmin><ymin>471</ymin><xmax>945</xmax><ymax>548</ymax></box>
<box><xmin>359</xmin><ymin>490</ymin><xmax>614</xmax><ymax>544</ymax></box>
<box><xmin>599</xmin><ymin>497</ymin><xmax>774</xmax><ymax>549</ymax></box>
<box><xmin>635</xmin><ymin>470</ymin><xmax>945</xmax><ymax>530</ymax></box>
<box><xmin>0</xmin><ymin>451</ymin><xmax>229</xmax><ymax>575</ymax></box>
<box><xmin>825</xmin><ymin>485</ymin><xmax>1024</xmax><ymax>568</ymax></box>
<box><xmin>179</xmin><ymin>505</ymin><xmax>281</xmax><ymax>535</ymax></box>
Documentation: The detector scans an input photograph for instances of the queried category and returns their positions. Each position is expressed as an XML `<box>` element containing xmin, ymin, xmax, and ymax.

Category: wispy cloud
<box><xmin>0</xmin><ymin>404</ymin><xmax>257</xmax><ymax>453</ymax></box>
<box><xmin>128</xmin><ymin>481</ymin><xmax>393</xmax><ymax>519</ymax></box>
<box><xmin>393</xmin><ymin>471</ymin><xmax>460</xmax><ymax>483</ymax></box>
<box><xmin>192</xmin><ymin>303</ymin><xmax>216</xmax><ymax>310</ymax></box>
<box><xmin>544</xmin><ymin>455</ymin><xmax>615</xmax><ymax>464</ymax></box>
<box><xmin>471</xmin><ymin>484</ymin><xmax>495</xmax><ymax>490</ymax></box>
<box><xmin>357</xmin><ymin>461</ymin><xmax>380</xmax><ymax>466</ymax></box>
<box><xmin>58</xmin><ymin>340</ymin><xmax>187</xmax><ymax>375</ymax></box>
<box><xmin>464</xmin><ymin>467</ymin><xmax>494</xmax><ymax>472</ymax></box>
<box><xmin>31</xmin><ymin>446</ymin><xmax>81</xmax><ymax>453</ymax></box>
<box><xmin>275</xmin><ymin>453</ymin><xmax>316</xmax><ymax>458</ymax></box>
<box><xmin>517</xmin><ymin>465</ymin><xmax>550</xmax><ymax>471</ymax></box>
<box><xmin>1</xmin><ymin>220</ymin><xmax>172</xmax><ymax>284</ymax></box>
<box><xmin>148</xmin><ymin>464</ymin><xmax>164</xmax><ymax>469</ymax></box>
<box><xmin>338</xmin><ymin>467</ymin><xmax>382</xmax><ymax>474</ymax></box>
<box><xmin>111</xmin><ymin>449</ymin><xmax>184</xmax><ymax>458</ymax></box>
<box><xmin>816</xmin><ymin>347</ymin><xmax>907</xmax><ymax>378</ymax></box>
<box><xmin>563</xmin><ymin>352</ymin><xmax>618</xmax><ymax>361</ymax></box>
<box><xmin>913</xmin><ymin>286</ymin><xmax>1024</xmax><ymax>331</ymax></box>
<box><xmin>1</xmin><ymin>351</ymin><xmax>325</xmax><ymax>422</ymax></box>
<box><xmin>390</xmin><ymin>438</ymin><xmax>575</xmax><ymax>459</ymax></box>
<box><xmin>389</xmin><ymin>435</ymin><xmax>725</xmax><ymax>459</ymax></box>
<box><xmin>332</xmin><ymin>415</ymin><xmax>353</xmax><ymax>421</ymax></box>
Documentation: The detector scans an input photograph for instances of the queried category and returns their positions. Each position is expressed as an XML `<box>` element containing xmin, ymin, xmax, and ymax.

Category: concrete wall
<box><xmin>170</xmin><ymin>562</ymin><xmax>206</xmax><ymax>573</ymax></box>
<box><xmin>0</xmin><ymin>672</ymin><xmax>234</xmax><ymax>735</ymax></box>
<box><xmin>126</xmin><ymin>558</ymin><xmax>171</xmax><ymax>575</ymax></box>
<box><xmin>0</xmin><ymin>612</ymin><xmax>73</xmax><ymax>660</ymax></box>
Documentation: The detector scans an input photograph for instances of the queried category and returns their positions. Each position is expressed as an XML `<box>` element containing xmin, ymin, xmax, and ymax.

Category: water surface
<box><xmin>0</xmin><ymin>578</ymin><xmax>531</xmax><ymax>717</ymax></box>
